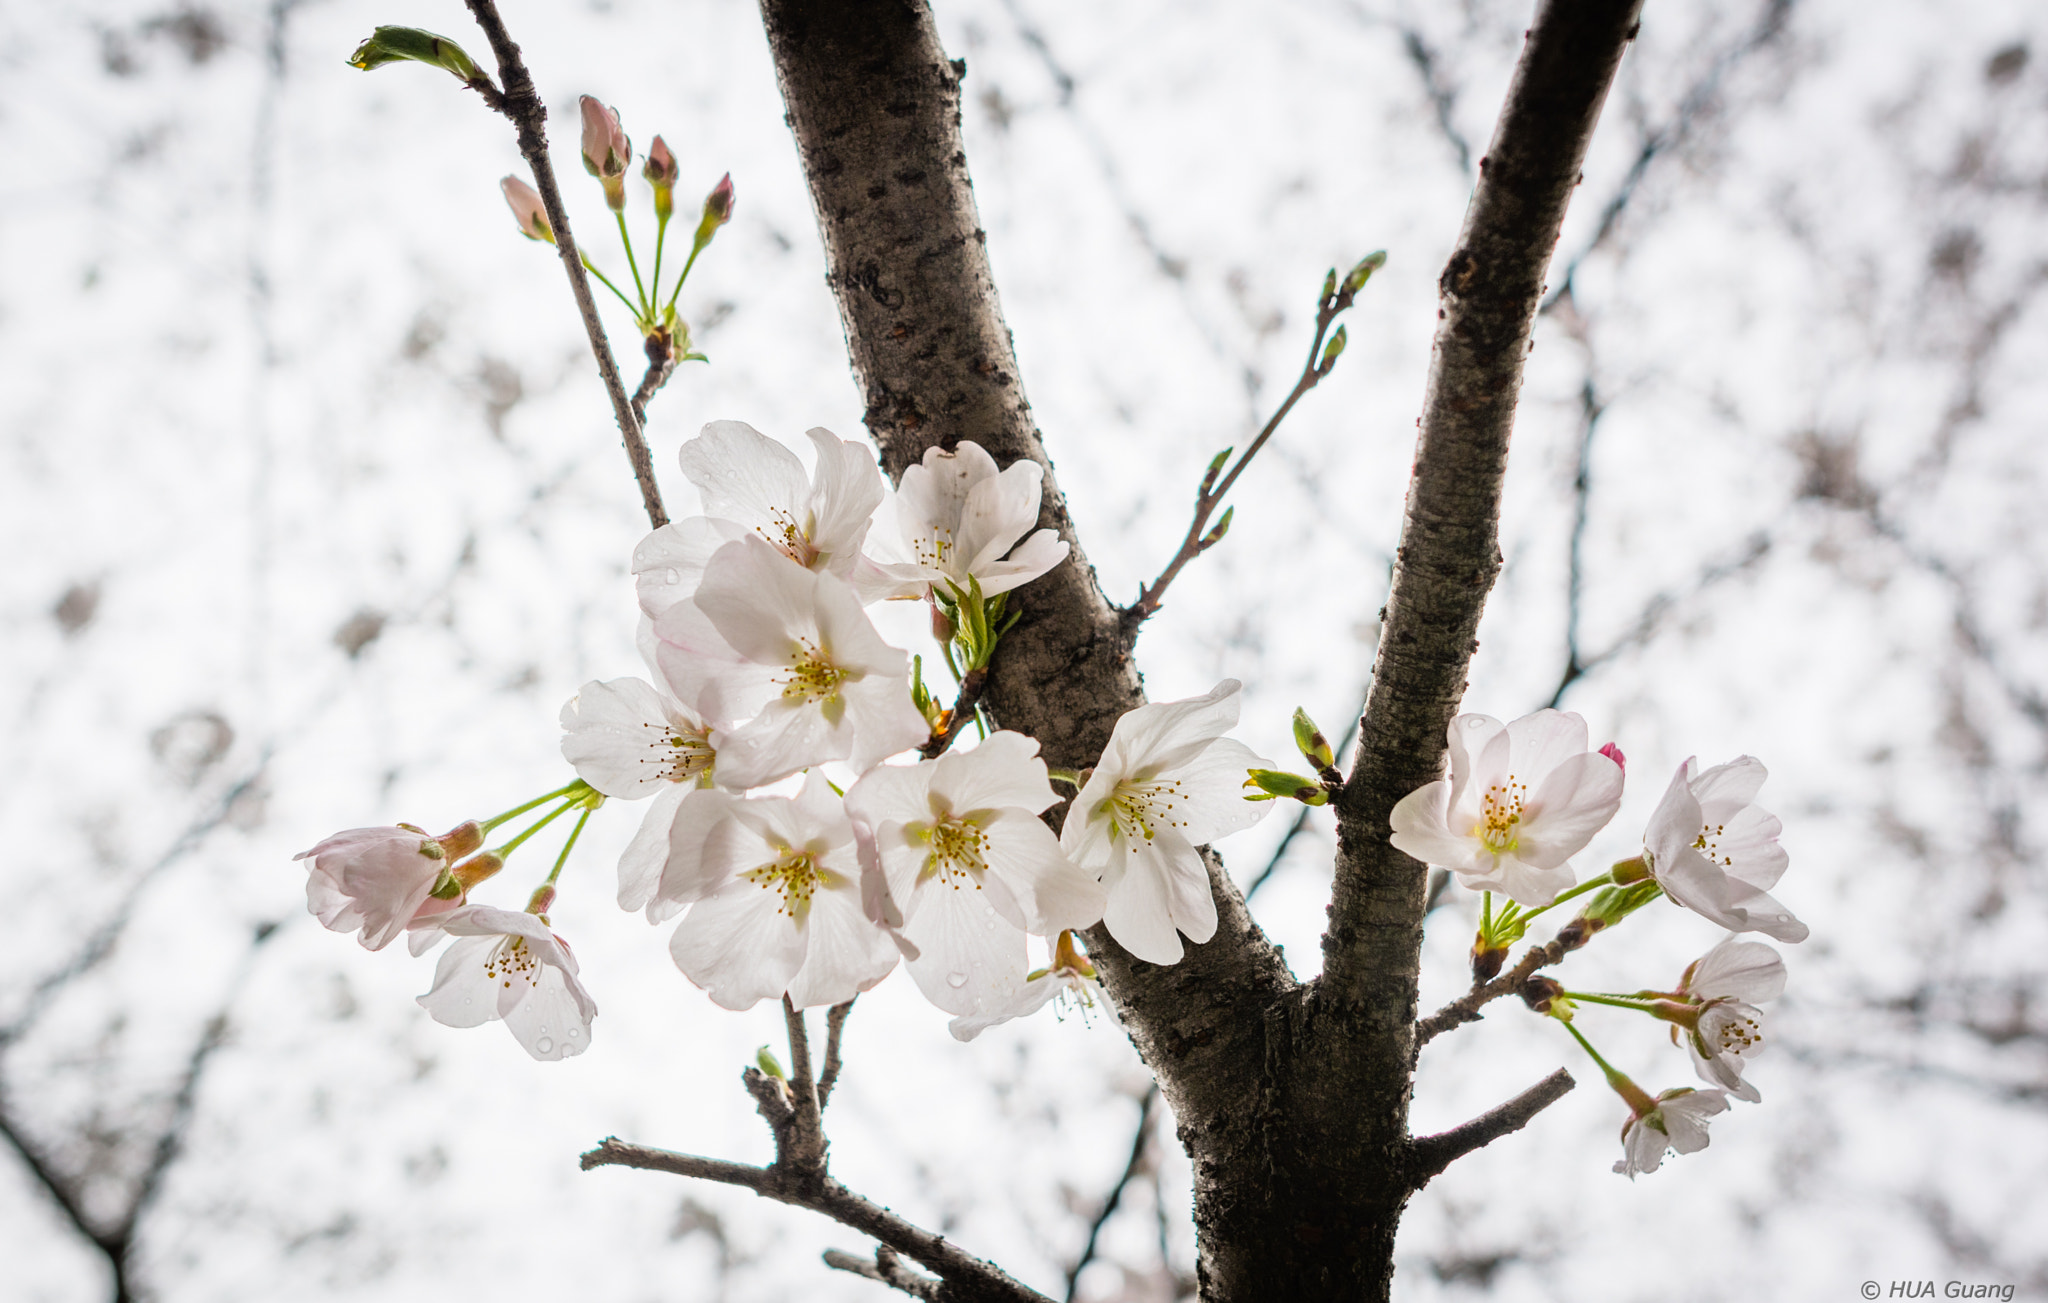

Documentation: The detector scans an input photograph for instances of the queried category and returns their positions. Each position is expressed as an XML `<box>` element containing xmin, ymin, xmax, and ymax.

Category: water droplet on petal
<box><xmin>535</xmin><ymin>1036</ymin><xmax>554</xmax><ymax>1055</ymax></box>
<box><xmin>567</xmin><ymin>1028</ymin><xmax>581</xmax><ymax>1039</ymax></box>
<box><xmin>946</xmin><ymin>972</ymin><xmax>968</xmax><ymax>988</ymax></box>
<box><xmin>663</xmin><ymin>568</ymin><xmax>681</xmax><ymax>586</ymax></box>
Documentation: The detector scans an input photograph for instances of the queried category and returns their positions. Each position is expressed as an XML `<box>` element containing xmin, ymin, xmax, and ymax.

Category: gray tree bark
<box><xmin>758</xmin><ymin>0</ymin><xmax>1644</xmax><ymax>1296</ymax></box>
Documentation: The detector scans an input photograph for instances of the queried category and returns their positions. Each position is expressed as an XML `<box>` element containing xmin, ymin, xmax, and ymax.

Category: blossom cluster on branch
<box><xmin>1392</xmin><ymin>708</ymin><xmax>1805</xmax><ymax>1176</ymax></box>
<box><xmin>298</xmin><ymin>421</ymin><xmax>1278</xmax><ymax>1057</ymax></box>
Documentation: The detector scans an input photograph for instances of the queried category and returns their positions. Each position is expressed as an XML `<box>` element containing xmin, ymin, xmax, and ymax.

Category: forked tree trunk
<box><xmin>757</xmin><ymin>0</ymin><xmax>1643</xmax><ymax>1295</ymax></box>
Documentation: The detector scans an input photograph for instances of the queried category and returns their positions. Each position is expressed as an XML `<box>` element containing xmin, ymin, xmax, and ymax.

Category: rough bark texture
<box><xmin>760</xmin><ymin>0</ymin><xmax>1642</xmax><ymax>1297</ymax></box>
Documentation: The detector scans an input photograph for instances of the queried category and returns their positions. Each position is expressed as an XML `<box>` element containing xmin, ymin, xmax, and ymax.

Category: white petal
<box><xmin>784</xmin><ymin>883</ymin><xmax>899</xmax><ymax>1008</ymax></box>
<box><xmin>972</xmin><ymin>531</ymin><xmax>1069</xmax><ymax>597</ymax></box>
<box><xmin>900</xmin><ymin>884</ymin><xmax>1028</xmax><ymax>1015</ymax></box>
<box><xmin>1444</xmin><ymin>713</ymin><xmax>1507</xmax><ymax>818</ymax></box>
<box><xmin>1503</xmin><ymin>709</ymin><xmax>1590</xmax><ymax>785</ymax></box>
<box><xmin>800</xmin><ymin>427</ymin><xmax>885</xmax><ymax>575</ymax></box>
<box><xmin>619</xmin><ymin>783</ymin><xmax>689</xmax><ymax>911</ymax></box>
<box><xmin>560</xmin><ymin>676</ymin><xmax>694</xmax><ymax>798</ymax></box>
<box><xmin>650</xmin><ymin>788</ymin><xmax>740</xmax><ymax>919</ymax></box>
<box><xmin>956</xmin><ymin>457</ymin><xmax>1044</xmax><ymax>576</ymax></box>
<box><xmin>631</xmin><ymin>516</ymin><xmax>745</xmax><ymax>618</ymax></box>
<box><xmin>502</xmin><ymin>966</ymin><xmax>597</xmax><ymax>1061</ymax></box>
<box><xmin>982</xmin><ymin>809</ymin><xmax>1106</xmax><ymax>933</ymax></box>
<box><xmin>668</xmin><ymin>878</ymin><xmax>809</xmax><ymax>1011</ymax></box>
<box><xmin>1457</xmin><ymin>854</ymin><xmax>1577</xmax><ymax>907</ymax></box>
<box><xmin>844</xmin><ymin>674</ymin><xmax>932</xmax><ymax>773</ymax></box>
<box><xmin>948</xmin><ymin>969</ymin><xmax>1064</xmax><ymax>1041</ymax></box>
<box><xmin>1687</xmin><ymin>938</ymin><xmax>1786</xmax><ymax>1004</ymax></box>
<box><xmin>713</xmin><ymin>702</ymin><xmax>850</xmax><ymax>790</ymax></box>
<box><xmin>1689</xmin><ymin>756</ymin><xmax>1768</xmax><ymax>814</ymax></box>
<box><xmin>695</xmin><ymin>536</ymin><xmax>826</xmax><ymax>661</ymax></box>
<box><xmin>1099</xmin><ymin>681</ymin><xmax>1244</xmax><ymax>780</ymax></box>
<box><xmin>679</xmin><ymin>421</ymin><xmax>810</xmax><ymax>526</ymax></box>
<box><xmin>1644</xmin><ymin>759</ymin><xmax>1705</xmax><ymax>863</ymax></box>
<box><xmin>928</xmin><ymin>731</ymin><xmax>1056</xmax><ymax>815</ymax></box>
<box><xmin>1388</xmin><ymin>780</ymin><xmax>1479</xmax><ymax>872</ymax></box>
<box><xmin>417</xmin><ymin>936</ymin><xmax>505</xmax><ymax>1028</ymax></box>
<box><xmin>1161</xmin><ymin>736</ymin><xmax>1272</xmax><ymax>844</ymax></box>
<box><xmin>1515</xmin><ymin>749</ymin><xmax>1625</xmax><ymax>868</ymax></box>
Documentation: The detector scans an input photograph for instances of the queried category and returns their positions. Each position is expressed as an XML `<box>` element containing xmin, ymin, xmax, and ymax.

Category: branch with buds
<box><xmin>1124</xmin><ymin>251</ymin><xmax>1385</xmax><ymax>631</ymax></box>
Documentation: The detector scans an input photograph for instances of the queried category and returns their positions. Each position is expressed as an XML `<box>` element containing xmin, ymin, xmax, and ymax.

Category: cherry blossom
<box><xmin>863</xmin><ymin>441</ymin><xmax>1069</xmax><ymax>603</ymax></box>
<box><xmin>948</xmin><ymin>930</ymin><xmax>1110</xmax><ymax>1041</ymax></box>
<box><xmin>1061</xmin><ymin>680</ymin><xmax>1270</xmax><ymax>965</ymax></box>
<box><xmin>1614</xmin><ymin>1086</ymin><xmax>1730</xmax><ymax>1178</ymax></box>
<box><xmin>297</xmin><ymin>822</ymin><xmax>480</xmax><ymax>951</ymax></box>
<box><xmin>668</xmin><ymin>772</ymin><xmax>897</xmax><ymax>1010</ymax></box>
<box><xmin>632</xmin><ymin>421</ymin><xmax>884</xmax><ymax>616</ymax></box>
<box><xmin>559</xmin><ymin>675</ymin><xmax>739</xmax><ymax>918</ymax></box>
<box><xmin>653</xmin><ymin>535</ymin><xmax>928</xmax><ymax>789</ymax></box>
<box><xmin>1388</xmin><ymin>709</ymin><xmax>1625</xmax><ymax>905</ymax></box>
<box><xmin>417</xmin><ymin>905</ymin><xmax>597</xmax><ymax>1061</ymax></box>
<box><xmin>1643</xmin><ymin>757</ymin><xmax>1807</xmax><ymax>942</ymax></box>
<box><xmin>1665</xmin><ymin>938</ymin><xmax>1785</xmax><ymax>1102</ymax></box>
<box><xmin>844</xmin><ymin>731</ymin><xmax>1104</xmax><ymax>1019</ymax></box>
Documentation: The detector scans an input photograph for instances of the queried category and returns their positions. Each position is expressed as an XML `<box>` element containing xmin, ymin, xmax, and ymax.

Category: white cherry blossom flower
<box><xmin>668</xmin><ymin>772</ymin><xmax>898</xmax><ymax>1010</ymax></box>
<box><xmin>632</xmin><ymin>421</ymin><xmax>884</xmax><ymax>616</ymax></box>
<box><xmin>862</xmin><ymin>441</ymin><xmax>1069</xmax><ymax>603</ymax></box>
<box><xmin>1667</xmin><ymin>938</ymin><xmax>1785</xmax><ymax>1102</ymax></box>
<box><xmin>559</xmin><ymin>675</ymin><xmax>737</xmax><ymax>918</ymax></box>
<box><xmin>1644</xmin><ymin>757</ymin><xmax>1807</xmax><ymax>942</ymax></box>
<box><xmin>1388</xmin><ymin>709</ymin><xmax>1625</xmax><ymax>905</ymax></box>
<box><xmin>1061</xmin><ymin>680</ymin><xmax>1270</xmax><ymax>965</ymax></box>
<box><xmin>948</xmin><ymin>930</ymin><xmax>1110</xmax><ymax>1041</ymax></box>
<box><xmin>417</xmin><ymin>905</ymin><xmax>597</xmax><ymax>1061</ymax></box>
<box><xmin>297</xmin><ymin>822</ymin><xmax>478</xmax><ymax>951</ymax></box>
<box><xmin>653</xmin><ymin>536</ymin><xmax>929</xmax><ymax>789</ymax></box>
<box><xmin>845</xmin><ymin>731</ymin><xmax>1105</xmax><ymax>1019</ymax></box>
<box><xmin>1614</xmin><ymin>1086</ymin><xmax>1730</xmax><ymax>1178</ymax></box>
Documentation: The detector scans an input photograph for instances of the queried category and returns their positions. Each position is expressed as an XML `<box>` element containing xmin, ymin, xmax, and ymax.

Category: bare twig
<box><xmin>919</xmin><ymin>668</ymin><xmax>989</xmax><ymax>760</ymax></box>
<box><xmin>1399</xmin><ymin>26</ymin><xmax>1475</xmax><ymax>177</ymax></box>
<box><xmin>1413</xmin><ymin>940</ymin><xmax>1570</xmax><ymax>1050</ymax></box>
<box><xmin>1406</xmin><ymin>1069</ymin><xmax>1576</xmax><ymax>1186</ymax></box>
<box><xmin>629</xmin><ymin>334</ymin><xmax>678</xmax><ymax>431</ymax></box>
<box><xmin>1065</xmin><ymin>1086</ymin><xmax>1157</xmax><ymax>1303</ymax></box>
<box><xmin>780</xmin><ymin>996</ymin><xmax>827</xmax><ymax>1176</ymax></box>
<box><xmin>817</xmin><ymin>999</ymin><xmax>855</xmax><ymax>1109</ymax></box>
<box><xmin>1125</xmin><ymin>283</ymin><xmax>1361</xmax><ymax>630</ymax></box>
<box><xmin>584</xmin><ymin>1137</ymin><xmax>1054</xmax><ymax>1302</ymax></box>
<box><xmin>460</xmin><ymin>0</ymin><xmax>669</xmax><ymax>530</ymax></box>
<box><xmin>825</xmin><ymin>1246</ymin><xmax>946</xmax><ymax>1300</ymax></box>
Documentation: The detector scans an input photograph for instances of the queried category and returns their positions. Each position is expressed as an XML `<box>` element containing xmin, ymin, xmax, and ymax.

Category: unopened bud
<box><xmin>1291</xmin><ymin>708</ymin><xmax>1336</xmax><ymax>770</ymax></box>
<box><xmin>1319</xmin><ymin>324</ymin><xmax>1348</xmax><ymax>371</ymax></box>
<box><xmin>1599</xmin><ymin>741</ymin><xmax>1626</xmax><ymax>772</ymax></box>
<box><xmin>1341</xmin><ymin>249</ymin><xmax>1387</xmax><ymax>294</ymax></box>
<box><xmin>1553</xmin><ymin>916</ymin><xmax>1598</xmax><ymax>952</ymax></box>
<box><xmin>1471</xmin><ymin>937</ymin><xmax>1508</xmax><ymax>982</ymax></box>
<box><xmin>755</xmin><ymin>1046</ymin><xmax>787</xmax><ymax>1079</ymax></box>
<box><xmin>1244</xmin><ymin>769</ymin><xmax>1327</xmax><ymax>805</ymax></box>
<box><xmin>347</xmin><ymin>26</ymin><xmax>480</xmax><ymax>82</ymax></box>
<box><xmin>453</xmin><ymin>851</ymin><xmax>504</xmax><ymax>892</ymax></box>
<box><xmin>1200</xmin><ymin>446</ymin><xmax>1233</xmax><ymax>493</ymax></box>
<box><xmin>500</xmin><ymin>176</ymin><xmax>554</xmax><ymax>243</ymax></box>
<box><xmin>1320</xmin><ymin>268</ymin><xmax>1338</xmax><ymax>302</ymax></box>
<box><xmin>693</xmin><ymin>173</ymin><xmax>735</xmax><ymax>249</ymax></box>
<box><xmin>436</xmin><ymin>821</ymin><xmax>484</xmax><ymax>860</ymax></box>
<box><xmin>1609</xmin><ymin>853</ymin><xmax>1650</xmax><ymax>885</ymax></box>
<box><xmin>579</xmin><ymin>96</ymin><xmax>631</xmax><ymax>210</ymax></box>
<box><xmin>1517</xmin><ymin>976</ymin><xmax>1566</xmax><ymax>1012</ymax></box>
<box><xmin>644</xmin><ymin>135</ymin><xmax>677</xmax><ymax>221</ymax></box>
<box><xmin>1201</xmin><ymin>505</ymin><xmax>1234</xmax><ymax>547</ymax></box>
<box><xmin>526</xmin><ymin>883</ymin><xmax>557</xmax><ymax>915</ymax></box>
<box><xmin>930</xmin><ymin>602</ymin><xmax>956</xmax><ymax>643</ymax></box>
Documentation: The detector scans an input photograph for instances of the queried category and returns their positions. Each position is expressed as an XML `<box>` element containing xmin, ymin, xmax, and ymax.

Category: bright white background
<box><xmin>3</xmin><ymin>0</ymin><xmax>2046</xmax><ymax>1299</ymax></box>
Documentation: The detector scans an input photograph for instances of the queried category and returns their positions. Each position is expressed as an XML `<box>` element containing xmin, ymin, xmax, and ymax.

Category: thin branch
<box><xmin>1406</xmin><ymin>1069</ymin><xmax>1576</xmax><ymax>1186</ymax></box>
<box><xmin>584</xmin><ymin>1137</ymin><xmax>1054</xmax><ymax>1303</ymax></box>
<box><xmin>460</xmin><ymin>0</ymin><xmax>668</xmax><ymax>530</ymax></box>
<box><xmin>1125</xmin><ymin>287</ymin><xmax>1357</xmax><ymax>629</ymax></box>
<box><xmin>825</xmin><ymin>1246</ymin><xmax>945</xmax><ymax>1300</ymax></box>
<box><xmin>1399</xmin><ymin>26</ymin><xmax>1475</xmax><ymax>177</ymax></box>
<box><xmin>780</xmin><ymin>996</ymin><xmax>827</xmax><ymax>1176</ymax></box>
<box><xmin>629</xmin><ymin>336</ymin><xmax>678</xmax><ymax>431</ymax></box>
<box><xmin>817</xmin><ymin>999</ymin><xmax>855</xmax><ymax>1109</ymax></box>
<box><xmin>919</xmin><ymin>667</ymin><xmax>989</xmax><ymax>760</ymax></box>
<box><xmin>1064</xmin><ymin>1086</ymin><xmax>1157</xmax><ymax>1303</ymax></box>
<box><xmin>1413</xmin><ymin>940</ymin><xmax>1569</xmax><ymax>1050</ymax></box>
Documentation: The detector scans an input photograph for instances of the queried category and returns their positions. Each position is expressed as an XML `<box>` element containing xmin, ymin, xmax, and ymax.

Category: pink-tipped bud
<box><xmin>693</xmin><ymin>172</ymin><xmax>735</xmax><ymax>248</ymax></box>
<box><xmin>1599</xmin><ymin>741</ymin><xmax>1626</xmax><ymax>772</ymax></box>
<box><xmin>643</xmin><ymin>135</ymin><xmax>678</xmax><ymax>188</ymax></box>
<box><xmin>579</xmin><ymin>96</ymin><xmax>630</xmax><ymax>178</ymax></box>
<box><xmin>500</xmin><ymin>176</ymin><xmax>553</xmax><ymax>243</ymax></box>
<box><xmin>527</xmin><ymin>884</ymin><xmax>557</xmax><ymax>916</ymax></box>
<box><xmin>436</xmin><ymin>821</ymin><xmax>484</xmax><ymax>861</ymax></box>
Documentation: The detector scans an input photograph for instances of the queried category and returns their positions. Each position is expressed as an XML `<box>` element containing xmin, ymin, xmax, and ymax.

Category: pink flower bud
<box><xmin>500</xmin><ymin>176</ymin><xmax>553</xmax><ymax>243</ymax></box>
<box><xmin>578</xmin><ymin>95</ymin><xmax>630</xmax><ymax>179</ymax></box>
<box><xmin>1599</xmin><ymin>741</ymin><xmax>1626</xmax><ymax>772</ymax></box>
<box><xmin>643</xmin><ymin>135</ymin><xmax>677</xmax><ymax>188</ymax></box>
<box><xmin>703</xmin><ymin>172</ymin><xmax>735</xmax><ymax>225</ymax></box>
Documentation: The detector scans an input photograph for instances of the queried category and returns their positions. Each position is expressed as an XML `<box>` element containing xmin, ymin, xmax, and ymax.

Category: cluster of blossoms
<box><xmin>298</xmin><ymin>421</ymin><xmax>1279</xmax><ymax>1058</ymax></box>
<box><xmin>1390</xmin><ymin>708</ymin><xmax>1805</xmax><ymax>1176</ymax></box>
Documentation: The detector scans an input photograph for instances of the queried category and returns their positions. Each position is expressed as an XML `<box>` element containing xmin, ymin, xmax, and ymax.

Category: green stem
<box><xmin>544</xmin><ymin>805</ymin><xmax>595</xmax><ymax>888</ymax></box>
<box><xmin>649</xmin><ymin>211</ymin><xmax>670</xmax><ymax>309</ymax></box>
<box><xmin>664</xmin><ymin>241</ymin><xmax>705</xmax><ymax>314</ymax></box>
<box><xmin>581</xmin><ymin>256</ymin><xmax>644</xmax><ymax>322</ymax></box>
<box><xmin>1480</xmin><ymin>891</ymin><xmax>1494</xmax><ymax>934</ymax></box>
<box><xmin>616</xmin><ymin>210</ymin><xmax>650</xmax><ymax>314</ymax></box>
<box><xmin>1562</xmin><ymin>991</ymin><xmax>1665</xmax><ymax>1014</ymax></box>
<box><xmin>1046</xmin><ymin>768</ymin><xmax>1085</xmax><ymax>789</ymax></box>
<box><xmin>1560</xmin><ymin>1017</ymin><xmax>1625</xmax><ymax>1081</ymax></box>
<box><xmin>480</xmin><ymin>780</ymin><xmax>589</xmax><ymax>834</ymax></box>
<box><xmin>490</xmin><ymin>795</ymin><xmax>581</xmax><ymax>859</ymax></box>
<box><xmin>1511</xmin><ymin>871</ymin><xmax>1615</xmax><ymax>926</ymax></box>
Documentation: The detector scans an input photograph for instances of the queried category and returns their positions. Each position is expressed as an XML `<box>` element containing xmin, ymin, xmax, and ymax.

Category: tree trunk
<box><xmin>757</xmin><ymin>0</ymin><xmax>1642</xmax><ymax>1296</ymax></box>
